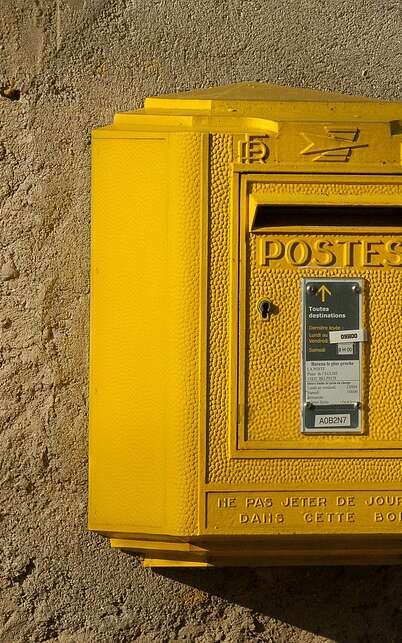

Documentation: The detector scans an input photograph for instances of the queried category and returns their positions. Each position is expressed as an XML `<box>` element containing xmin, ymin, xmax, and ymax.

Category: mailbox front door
<box><xmin>234</xmin><ymin>173</ymin><xmax>402</xmax><ymax>454</ymax></box>
<box><xmin>204</xmin><ymin>168</ymin><xmax>402</xmax><ymax>545</ymax></box>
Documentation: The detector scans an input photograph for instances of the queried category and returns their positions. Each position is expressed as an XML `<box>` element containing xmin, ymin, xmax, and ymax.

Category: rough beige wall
<box><xmin>0</xmin><ymin>1</ymin><xmax>401</xmax><ymax>641</ymax></box>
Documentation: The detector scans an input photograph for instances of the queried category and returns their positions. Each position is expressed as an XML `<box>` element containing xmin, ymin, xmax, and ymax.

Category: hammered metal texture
<box><xmin>246</xmin><ymin>182</ymin><xmax>402</xmax><ymax>445</ymax></box>
<box><xmin>246</xmin><ymin>254</ymin><xmax>402</xmax><ymax>444</ymax></box>
<box><xmin>206</xmin><ymin>135</ymin><xmax>402</xmax><ymax>485</ymax></box>
<box><xmin>206</xmin><ymin>134</ymin><xmax>233</xmax><ymax>485</ymax></box>
<box><xmin>166</xmin><ymin>133</ymin><xmax>201</xmax><ymax>534</ymax></box>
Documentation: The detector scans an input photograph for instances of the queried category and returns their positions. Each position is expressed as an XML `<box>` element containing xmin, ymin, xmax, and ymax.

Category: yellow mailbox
<box><xmin>89</xmin><ymin>83</ymin><xmax>402</xmax><ymax>566</ymax></box>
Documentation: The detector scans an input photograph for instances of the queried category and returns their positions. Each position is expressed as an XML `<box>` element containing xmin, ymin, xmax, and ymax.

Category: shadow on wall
<box><xmin>156</xmin><ymin>564</ymin><xmax>402</xmax><ymax>642</ymax></box>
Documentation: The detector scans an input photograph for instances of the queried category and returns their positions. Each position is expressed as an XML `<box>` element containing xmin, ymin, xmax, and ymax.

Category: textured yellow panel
<box><xmin>243</xmin><ymin>181</ymin><xmax>402</xmax><ymax>448</ymax></box>
<box><xmin>164</xmin><ymin>133</ymin><xmax>203</xmax><ymax>535</ymax></box>
<box><xmin>206</xmin><ymin>138</ymin><xmax>402</xmax><ymax>486</ymax></box>
<box><xmin>206</xmin><ymin>134</ymin><xmax>233</xmax><ymax>484</ymax></box>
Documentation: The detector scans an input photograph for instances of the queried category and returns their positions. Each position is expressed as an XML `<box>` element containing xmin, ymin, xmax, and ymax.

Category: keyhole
<box><xmin>258</xmin><ymin>299</ymin><xmax>272</xmax><ymax>320</ymax></box>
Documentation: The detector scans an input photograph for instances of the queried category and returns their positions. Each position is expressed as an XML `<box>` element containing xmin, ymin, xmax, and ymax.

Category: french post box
<box><xmin>89</xmin><ymin>83</ymin><xmax>402</xmax><ymax>566</ymax></box>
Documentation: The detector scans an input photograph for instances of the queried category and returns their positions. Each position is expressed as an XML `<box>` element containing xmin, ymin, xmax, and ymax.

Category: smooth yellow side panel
<box><xmin>89</xmin><ymin>137</ymin><xmax>169</xmax><ymax>532</ymax></box>
<box><xmin>89</xmin><ymin>134</ymin><xmax>203</xmax><ymax>536</ymax></box>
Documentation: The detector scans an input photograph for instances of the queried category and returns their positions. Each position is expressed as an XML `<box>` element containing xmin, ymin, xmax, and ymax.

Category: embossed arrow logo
<box><xmin>301</xmin><ymin>128</ymin><xmax>368</xmax><ymax>162</ymax></box>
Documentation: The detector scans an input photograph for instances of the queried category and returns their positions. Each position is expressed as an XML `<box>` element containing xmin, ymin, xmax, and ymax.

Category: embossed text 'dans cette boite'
<box><xmin>206</xmin><ymin>492</ymin><xmax>402</xmax><ymax>533</ymax></box>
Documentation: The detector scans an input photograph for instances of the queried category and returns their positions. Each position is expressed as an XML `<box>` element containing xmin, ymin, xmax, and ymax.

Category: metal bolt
<box><xmin>305</xmin><ymin>402</ymin><xmax>314</xmax><ymax>409</ymax></box>
<box><xmin>306</xmin><ymin>285</ymin><xmax>316</xmax><ymax>295</ymax></box>
<box><xmin>352</xmin><ymin>284</ymin><xmax>361</xmax><ymax>294</ymax></box>
<box><xmin>353</xmin><ymin>402</ymin><xmax>361</xmax><ymax>410</ymax></box>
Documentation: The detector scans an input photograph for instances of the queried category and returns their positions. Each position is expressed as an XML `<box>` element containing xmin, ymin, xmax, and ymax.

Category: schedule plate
<box><xmin>301</xmin><ymin>278</ymin><xmax>364</xmax><ymax>434</ymax></box>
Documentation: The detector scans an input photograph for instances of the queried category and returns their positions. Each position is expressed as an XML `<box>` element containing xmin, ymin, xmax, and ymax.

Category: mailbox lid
<box><xmin>96</xmin><ymin>84</ymin><xmax>402</xmax><ymax>178</ymax></box>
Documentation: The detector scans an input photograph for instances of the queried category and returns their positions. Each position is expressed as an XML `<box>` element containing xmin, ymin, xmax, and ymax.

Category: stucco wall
<box><xmin>0</xmin><ymin>1</ymin><xmax>401</xmax><ymax>641</ymax></box>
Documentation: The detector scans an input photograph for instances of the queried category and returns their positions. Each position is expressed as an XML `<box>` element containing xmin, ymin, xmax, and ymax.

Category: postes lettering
<box><xmin>258</xmin><ymin>238</ymin><xmax>402</xmax><ymax>268</ymax></box>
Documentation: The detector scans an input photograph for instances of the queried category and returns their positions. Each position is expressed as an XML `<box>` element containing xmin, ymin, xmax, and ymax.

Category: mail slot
<box><xmin>89</xmin><ymin>83</ymin><xmax>402</xmax><ymax>566</ymax></box>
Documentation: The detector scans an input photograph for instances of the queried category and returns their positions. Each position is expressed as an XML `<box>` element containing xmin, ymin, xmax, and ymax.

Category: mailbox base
<box><xmin>110</xmin><ymin>536</ymin><xmax>402</xmax><ymax>567</ymax></box>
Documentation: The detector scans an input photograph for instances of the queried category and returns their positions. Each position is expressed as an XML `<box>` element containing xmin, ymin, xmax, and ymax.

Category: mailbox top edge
<box><xmin>92</xmin><ymin>82</ymin><xmax>402</xmax><ymax>136</ymax></box>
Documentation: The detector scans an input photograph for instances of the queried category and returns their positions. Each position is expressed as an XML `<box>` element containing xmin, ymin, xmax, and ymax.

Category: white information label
<box><xmin>329</xmin><ymin>329</ymin><xmax>367</xmax><ymax>344</ymax></box>
<box><xmin>306</xmin><ymin>360</ymin><xmax>360</xmax><ymax>405</ymax></box>
<box><xmin>337</xmin><ymin>343</ymin><xmax>354</xmax><ymax>355</ymax></box>
<box><xmin>315</xmin><ymin>414</ymin><xmax>351</xmax><ymax>428</ymax></box>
